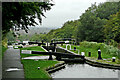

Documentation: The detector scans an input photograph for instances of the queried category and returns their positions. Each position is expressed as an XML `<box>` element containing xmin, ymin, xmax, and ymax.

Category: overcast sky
<box><xmin>36</xmin><ymin>0</ymin><xmax>107</xmax><ymax>28</ymax></box>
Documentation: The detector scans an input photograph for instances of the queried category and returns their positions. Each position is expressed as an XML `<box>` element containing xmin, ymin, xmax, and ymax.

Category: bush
<box><xmin>118</xmin><ymin>50</ymin><xmax>120</xmax><ymax>59</ymax></box>
<box><xmin>80</xmin><ymin>41</ymin><xmax>119</xmax><ymax>57</ymax></box>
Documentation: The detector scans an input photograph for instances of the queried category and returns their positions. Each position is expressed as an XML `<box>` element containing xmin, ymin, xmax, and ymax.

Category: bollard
<box><xmin>112</xmin><ymin>57</ymin><xmax>116</xmax><ymax>62</ymax></box>
<box><xmin>81</xmin><ymin>52</ymin><xmax>85</xmax><ymax>56</ymax></box>
<box><xmin>61</xmin><ymin>44</ymin><xmax>63</xmax><ymax>46</ymax></box>
<box><xmin>48</xmin><ymin>50</ymin><xmax>53</xmax><ymax>60</ymax></box>
<box><xmin>42</xmin><ymin>40</ymin><xmax>44</xmax><ymax>44</ymax></box>
<box><xmin>74</xmin><ymin>47</ymin><xmax>76</xmax><ymax>51</ymax></box>
<box><xmin>38</xmin><ymin>67</ymin><xmax>40</xmax><ymax>70</ymax></box>
<box><xmin>98</xmin><ymin>49</ymin><xmax>102</xmax><ymax>60</ymax></box>
<box><xmin>88</xmin><ymin>52</ymin><xmax>91</xmax><ymax>57</ymax></box>
<box><xmin>78</xmin><ymin>50</ymin><xmax>80</xmax><ymax>54</ymax></box>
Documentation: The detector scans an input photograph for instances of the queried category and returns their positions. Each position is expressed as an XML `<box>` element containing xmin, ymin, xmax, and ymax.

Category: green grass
<box><xmin>61</xmin><ymin>44</ymin><xmax>117</xmax><ymax>58</ymax></box>
<box><xmin>96</xmin><ymin>59</ymin><xmax>120</xmax><ymax>65</ymax></box>
<box><xmin>2</xmin><ymin>46</ymin><xmax>7</xmax><ymax>57</ymax></box>
<box><xmin>20</xmin><ymin>46</ymin><xmax>59</xmax><ymax>79</ymax></box>
<box><xmin>20</xmin><ymin>46</ymin><xmax>45</xmax><ymax>52</ymax></box>
<box><xmin>21</xmin><ymin>59</ymin><xmax>59</xmax><ymax>79</ymax></box>
<box><xmin>60</xmin><ymin>43</ymin><xmax>120</xmax><ymax>65</ymax></box>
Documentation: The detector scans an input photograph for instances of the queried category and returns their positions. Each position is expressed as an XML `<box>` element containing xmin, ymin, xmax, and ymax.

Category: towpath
<box><xmin>2</xmin><ymin>47</ymin><xmax>24</xmax><ymax>79</ymax></box>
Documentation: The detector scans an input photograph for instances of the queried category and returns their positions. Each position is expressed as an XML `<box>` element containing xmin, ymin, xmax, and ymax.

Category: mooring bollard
<box><xmin>38</xmin><ymin>67</ymin><xmax>40</xmax><ymax>70</ymax></box>
<box><xmin>88</xmin><ymin>52</ymin><xmax>91</xmax><ymax>57</ymax></box>
<box><xmin>48</xmin><ymin>50</ymin><xmax>53</xmax><ymax>60</ymax></box>
<box><xmin>112</xmin><ymin>57</ymin><xmax>116</xmax><ymax>62</ymax></box>
<box><xmin>98</xmin><ymin>49</ymin><xmax>102</xmax><ymax>60</ymax></box>
<box><xmin>61</xmin><ymin>44</ymin><xmax>63</xmax><ymax>46</ymax></box>
<box><xmin>74</xmin><ymin>47</ymin><xmax>76</xmax><ymax>51</ymax></box>
<box><xmin>81</xmin><ymin>52</ymin><xmax>85</xmax><ymax>56</ymax></box>
<box><xmin>42</xmin><ymin>40</ymin><xmax>44</xmax><ymax>44</ymax></box>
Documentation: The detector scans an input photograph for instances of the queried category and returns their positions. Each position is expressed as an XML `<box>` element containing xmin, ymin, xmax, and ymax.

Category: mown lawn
<box><xmin>61</xmin><ymin>44</ymin><xmax>116</xmax><ymax>58</ymax></box>
<box><xmin>20</xmin><ymin>46</ymin><xmax>59</xmax><ymax>79</ymax></box>
<box><xmin>21</xmin><ymin>59</ymin><xmax>58</xmax><ymax>79</ymax></box>
<box><xmin>20</xmin><ymin>46</ymin><xmax>45</xmax><ymax>52</ymax></box>
<box><xmin>60</xmin><ymin>44</ymin><xmax>120</xmax><ymax>65</ymax></box>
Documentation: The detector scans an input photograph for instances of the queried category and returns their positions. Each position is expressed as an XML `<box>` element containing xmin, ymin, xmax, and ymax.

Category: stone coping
<box><xmin>46</xmin><ymin>61</ymin><xmax>66</xmax><ymax>74</ymax></box>
<box><xmin>57</xmin><ymin>46</ymin><xmax>79</xmax><ymax>55</ymax></box>
<box><xmin>85</xmin><ymin>57</ymin><xmax>120</xmax><ymax>70</ymax></box>
<box><xmin>41</xmin><ymin>46</ymin><xmax>48</xmax><ymax>52</ymax></box>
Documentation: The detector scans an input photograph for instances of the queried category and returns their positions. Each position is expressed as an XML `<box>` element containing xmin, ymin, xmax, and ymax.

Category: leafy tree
<box><xmin>78</xmin><ymin>3</ymin><xmax>107</xmax><ymax>42</ymax></box>
<box><xmin>104</xmin><ymin>11</ymin><xmax>120</xmax><ymax>43</ymax></box>
<box><xmin>77</xmin><ymin>2</ymin><xmax>120</xmax><ymax>42</ymax></box>
<box><xmin>45</xmin><ymin>20</ymin><xmax>80</xmax><ymax>42</ymax></box>
<box><xmin>2</xmin><ymin>2</ymin><xmax>54</xmax><ymax>38</ymax></box>
<box><xmin>95</xmin><ymin>2</ymin><xmax>120</xmax><ymax>19</ymax></box>
<box><xmin>6</xmin><ymin>31</ymin><xmax>16</xmax><ymax>41</ymax></box>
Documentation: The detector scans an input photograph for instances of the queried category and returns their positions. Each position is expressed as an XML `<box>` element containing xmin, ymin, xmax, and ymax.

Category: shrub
<box><xmin>80</xmin><ymin>41</ymin><xmax>119</xmax><ymax>57</ymax></box>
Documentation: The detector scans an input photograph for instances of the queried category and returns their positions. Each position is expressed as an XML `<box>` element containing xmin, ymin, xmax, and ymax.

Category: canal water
<box><xmin>51</xmin><ymin>63</ymin><xmax>119</xmax><ymax>78</ymax></box>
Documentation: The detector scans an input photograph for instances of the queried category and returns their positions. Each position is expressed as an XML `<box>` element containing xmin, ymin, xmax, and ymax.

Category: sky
<box><xmin>36</xmin><ymin>0</ymin><xmax>107</xmax><ymax>28</ymax></box>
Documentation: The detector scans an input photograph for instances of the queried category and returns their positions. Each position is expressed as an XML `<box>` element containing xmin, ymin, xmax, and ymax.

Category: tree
<box><xmin>104</xmin><ymin>11</ymin><xmax>120</xmax><ymax>43</ymax></box>
<box><xmin>95</xmin><ymin>2</ymin><xmax>120</xmax><ymax>19</ymax></box>
<box><xmin>77</xmin><ymin>2</ymin><xmax>120</xmax><ymax>42</ymax></box>
<box><xmin>45</xmin><ymin>20</ymin><xmax>80</xmax><ymax>42</ymax></box>
<box><xmin>78</xmin><ymin>3</ymin><xmax>107</xmax><ymax>42</ymax></box>
<box><xmin>2</xmin><ymin>2</ymin><xmax>54</xmax><ymax>38</ymax></box>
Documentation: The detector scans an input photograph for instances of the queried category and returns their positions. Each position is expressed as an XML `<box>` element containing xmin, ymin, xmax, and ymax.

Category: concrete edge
<box><xmin>45</xmin><ymin>61</ymin><xmax>66</xmax><ymax>74</ymax></box>
<box><xmin>41</xmin><ymin>46</ymin><xmax>48</xmax><ymax>52</ymax></box>
<box><xmin>57</xmin><ymin>46</ymin><xmax>79</xmax><ymax>55</ymax></box>
<box><xmin>85</xmin><ymin>58</ymin><xmax>120</xmax><ymax>70</ymax></box>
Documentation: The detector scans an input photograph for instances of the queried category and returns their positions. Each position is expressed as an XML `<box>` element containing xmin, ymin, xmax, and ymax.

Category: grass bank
<box><xmin>21</xmin><ymin>59</ymin><xmax>58</xmax><ymax>79</ymax></box>
<box><xmin>20</xmin><ymin>46</ymin><xmax>45</xmax><ymax>52</ymax></box>
<box><xmin>60</xmin><ymin>41</ymin><xmax>120</xmax><ymax>65</ymax></box>
<box><xmin>20</xmin><ymin>46</ymin><xmax>59</xmax><ymax>79</ymax></box>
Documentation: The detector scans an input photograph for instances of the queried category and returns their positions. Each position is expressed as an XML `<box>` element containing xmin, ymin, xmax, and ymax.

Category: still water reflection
<box><xmin>51</xmin><ymin>64</ymin><xmax>118</xmax><ymax>78</ymax></box>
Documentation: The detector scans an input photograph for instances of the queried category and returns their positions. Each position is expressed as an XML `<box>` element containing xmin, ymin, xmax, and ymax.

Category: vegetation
<box><xmin>20</xmin><ymin>46</ymin><xmax>59</xmax><ymax>79</ymax></box>
<box><xmin>104</xmin><ymin>11</ymin><xmax>120</xmax><ymax>43</ymax></box>
<box><xmin>14</xmin><ymin>2</ymin><xmax>120</xmax><ymax>45</ymax></box>
<box><xmin>21</xmin><ymin>59</ymin><xmax>58</xmax><ymax>78</ymax></box>
<box><xmin>60</xmin><ymin>41</ymin><xmax>120</xmax><ymax>64</ymax></box>
<box><xmin>45</xmin><ymin>20</ymin><xmax>80</xmax><ymax>42</ymax></box>
<box><xmin>78</xmin><ymin>2</ymin><xmax>120</xmax><ymax>43</ymax></box>
<box><xmin>79</xmin><ymin>41</ymin><xmax>119</xmax><ymax>57</ymax></box>
<box><xmin>2</xmin><ymin>2</ymin><xmax>54</xmax><ymax>39</ymax></box>
<box><xmin>37</xmin><ymin>2</ymin><xmax>119</xmax><ymax>43</ymax></box>
<box><xmin>2</xmin><ymin>45</ymin><xmax>7</xmax><ymax>57</ymax></box>
<box><xmin>20</xmin><ymin>46</ymin><xmax>45</xmax><ymax>52</ymax></box>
